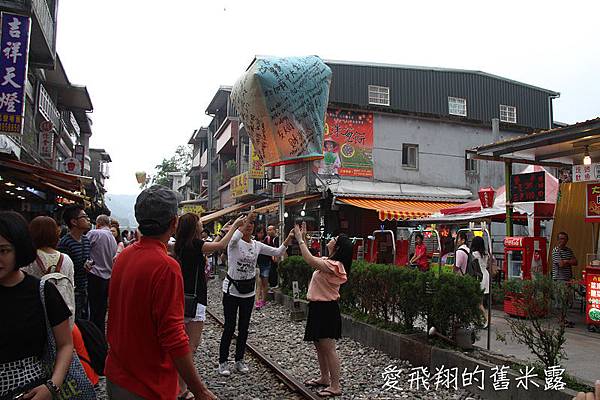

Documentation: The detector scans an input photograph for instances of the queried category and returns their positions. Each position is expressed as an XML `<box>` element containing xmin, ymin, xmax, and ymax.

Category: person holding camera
<box><xmin>218</xmin><ymin>212</ymin><xmax>293</xmax><ymax>376</ymax></box>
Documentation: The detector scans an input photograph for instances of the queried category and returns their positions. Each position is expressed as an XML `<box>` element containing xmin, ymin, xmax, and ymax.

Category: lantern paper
<box><xmin>135</xmin><ymin>171</ymin><xmax>147</xmax><ymax>184</ymax></box>
<box><xmin>231</xmin><ymin>56</ymin><xmax>332</xmax><ymax>167</ymax></box>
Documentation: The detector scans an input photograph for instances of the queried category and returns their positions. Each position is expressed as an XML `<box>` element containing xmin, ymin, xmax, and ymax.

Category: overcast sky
<box><xmin>56</xmin><ymin>0</ymin><xmax>600</xmax><ymax>195</ymax></box>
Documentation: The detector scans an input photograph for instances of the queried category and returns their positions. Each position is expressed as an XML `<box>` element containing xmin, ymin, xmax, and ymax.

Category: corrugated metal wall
<box><xmin>327</xmin><ymin>63</ymin><xmax>553</xmax><ymax>130</ymax></box>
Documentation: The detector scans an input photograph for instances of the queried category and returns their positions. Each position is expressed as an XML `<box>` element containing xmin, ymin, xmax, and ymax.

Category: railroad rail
<box><xmin>205</xmin><ymin>309</ymin><xmax>322</xmax><ymax>400</ymax></box>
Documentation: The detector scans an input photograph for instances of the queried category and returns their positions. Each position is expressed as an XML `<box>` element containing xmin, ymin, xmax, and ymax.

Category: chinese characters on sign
<box><xmin>586</xmin><ymin>275</ymin><xmax>600</xmax><ymax>323</ymax></box>
<box><xmin>573</xmin><ymin>164</ymin><xmax>600</xmax><ymax>183</ymax></box>
<box><xmin>248</xmin><ymin>141</ymin><xmax>265</xmax><ymax>179</ymax></box>
<box><xmin>231</xmin><ymin>56</ymin><xmax>332</xmax><ymax>167</ymax></box>
<box><xmin>510</xmin><ymin>171</ymin><xmax>545</xmax><ymax>203</ymax></box>
<box><xmin>313</xmin><ymin>109</ymin><xmax>374</xmax><ymax>177</ymax></box>
<box><xmin>73</xmin><ymin>144</ymin><xmax>85</xmax><ymax>175</ymax></box>
<box><xmin>0</xmin><ymin>13</ymin><xmax>30</xmax><ymax>136</ymax></box>
<box><xmin>381</xmin><ymin>364</ymin><xmax>564</xmax><ymax>393</ymax></box>
<box><xmin>230</xmin><ymin>172</ymin><xmax>253</xmax><ymax>198</ymax></box>
<box><xmin>38</xmin><ymin>131</ymin><xmax>53</xmax><ymax>158</ymax></box>
<box><xmin>181</xmin><ymin>204</ymin><xmax>205</xmax><ymax>216</ymax></box>
<box><xmin>585</xmin><ymin>183</ymin><xmax>600</xmax><ymax>223</ymax></box>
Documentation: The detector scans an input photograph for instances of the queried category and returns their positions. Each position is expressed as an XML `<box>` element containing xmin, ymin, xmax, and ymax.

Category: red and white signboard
<box><xmin>63</xmin><ymin>157</ymin><xmax>81</xmax><ymax>174</ymax></box>
<box><xmin>573</xmin><ymin>164</ymin><xmax>600</xmax><ymax>183</ymax></box>
<box><xmin>40</xmin><ymin>120</ymin><xmax>53</xmax><ymax>132</ymax></box>
<box><xmin>38</xmin><ymin>131</ymin><xmax>53</xmax><ymax>159</ymax></box>
<box><xmin>504</xmin><ymin>237</ymin><xmax>523</xmax><ymax>248</ymax></box>
<box><xmin>586</xmin><ymin>182</ymin><xmax>600</xmax><ymax>223</ymax></box>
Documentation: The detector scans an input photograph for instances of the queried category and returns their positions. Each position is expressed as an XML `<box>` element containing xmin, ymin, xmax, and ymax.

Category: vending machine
<box><xmin>503</xmin><ymin>237</ymin><xmax>548</xmax><ymax>317</ymax></box>
<box><xmin>583</xmin><ymin>256</ymin><xmax>600</xmax><ymax>332</ymax></box>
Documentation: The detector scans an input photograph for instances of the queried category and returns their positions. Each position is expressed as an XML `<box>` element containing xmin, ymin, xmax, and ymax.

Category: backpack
<box><xmin>76</xmin><ymin>318</ymin><xmax>108</xmax><ymax>376</ymax></box>
<box><xmin>454</xmin><ymin>247</ymin><xmax>470</xmax><ymax>274</ymax></box>
<box><xmin>465</xmin><ymin>253</ymin><xmax>484</xmax><ymax>282</ymax></box>
<box><xmin>41</xmin><ymin>272</ymin><xmax>75</xmax><ymax>327</ymax></box>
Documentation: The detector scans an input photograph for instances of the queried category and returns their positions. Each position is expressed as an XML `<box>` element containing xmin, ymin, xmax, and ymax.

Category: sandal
<box><xmin>318</xmin><ymin>389</ymin><xmax>342</xmax><ymax>397</ymax></box>
<box><xmin>178</xmin><ymin>390</ymin><xmax>195</xmax><ymax>400</ymax></box>
<box><xmin>304</xmin><ymin>379</ymin><xmax>329</xmax><ymax>387</ymax></box>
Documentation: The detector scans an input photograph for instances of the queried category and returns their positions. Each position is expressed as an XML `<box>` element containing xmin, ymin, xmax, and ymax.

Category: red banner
<box><xmin>313</xmin><ymin>109</ymin><xmax>373</xmax><ymax>177</ymax></box>
<box><xmin>586</xmin><ymin>183</ymin><xmax>600</xmax><ymax>223</ymax></box>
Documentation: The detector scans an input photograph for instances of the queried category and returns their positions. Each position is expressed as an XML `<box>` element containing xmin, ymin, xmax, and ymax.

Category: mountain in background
<box><xmin>106</xmin><ymin>193</ymin><xmax>137</xmax><ymax>229</ymax></box>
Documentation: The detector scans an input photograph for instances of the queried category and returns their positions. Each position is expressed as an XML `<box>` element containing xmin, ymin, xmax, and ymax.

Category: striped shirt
<box><xmin>58</xmin><ymin>233</ymin><xmax>91</xmax><ymax>291</ymax></box>
<box><xmin>551</xmin><ymin>246</ymin><xmax>575</xmax><ymax>281</ymax></box>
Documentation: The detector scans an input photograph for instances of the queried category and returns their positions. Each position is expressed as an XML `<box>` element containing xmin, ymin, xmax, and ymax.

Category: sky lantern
<box><xmin>478</xmin><ymin>187</ymin><xmax>495</xmax><ymax>209</ymax></box>
<box><xmin>231</xmin><ymin>56</ymin><xmax>332</xmax><ymax>167</ymax></box>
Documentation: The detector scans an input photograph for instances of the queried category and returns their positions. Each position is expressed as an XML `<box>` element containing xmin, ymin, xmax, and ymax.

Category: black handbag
<box><xmin>226</xmin><ymin>274</ymin><xmax>255</xmax><ymax>294</ymax></box>
<box><xmin>184</xmin><ymin>265</ymin><xmax>199</xmax><ymax>318</ymax></box>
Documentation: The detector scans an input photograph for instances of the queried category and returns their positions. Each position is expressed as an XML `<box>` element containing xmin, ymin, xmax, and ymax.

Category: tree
<box><xmin>143</xmin><ymin>145</ymin><xmax>192</xmax><ymax>189</ymax></box>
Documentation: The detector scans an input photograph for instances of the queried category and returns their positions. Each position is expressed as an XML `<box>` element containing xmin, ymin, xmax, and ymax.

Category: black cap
<box><xmin>135</xmin><ymin>185</ymin><xmax>179</xmax><ymax>235</ymax></box>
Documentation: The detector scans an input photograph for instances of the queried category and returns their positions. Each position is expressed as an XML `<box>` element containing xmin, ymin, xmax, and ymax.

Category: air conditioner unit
<box><xmin>201</xmin><ymin>179</ymin><xmax>209</xmax><ymax>188</ymax></box>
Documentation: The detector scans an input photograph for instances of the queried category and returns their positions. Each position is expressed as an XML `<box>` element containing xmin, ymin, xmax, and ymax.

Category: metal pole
<box><xmin>279</xmin><ymin>165</ymin><xmax>286</xmax><ymax>247</ymax></box>
<box><xmin>505</xmin><ymin>161</ymin><xmax>513</xmax><ymax>237</ymax></box>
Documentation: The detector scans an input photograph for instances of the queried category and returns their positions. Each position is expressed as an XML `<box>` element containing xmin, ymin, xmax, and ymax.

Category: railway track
<box><xmin>205</xmin><ymin>308</ymin><xmax>322</xmax><ymax>400</ymax></box>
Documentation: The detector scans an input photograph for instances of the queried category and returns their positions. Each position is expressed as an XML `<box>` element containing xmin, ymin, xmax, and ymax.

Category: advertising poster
<box><xmin>314</xmin><ymin>109</ymin><xmax>374</xmax><ymax>177</ymax></box>
<box><xmin>586</xmin><ymin>182</ymin><xmax>600</xmax><ymax>223</ymax></box>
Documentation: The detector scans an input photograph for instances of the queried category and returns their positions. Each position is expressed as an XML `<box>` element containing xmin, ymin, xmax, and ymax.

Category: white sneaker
<box><xmin>218</xmin><ymin>362</ymin><xmax>231</xmax><ymax>376</ymax></box>
<box><xmin>234</xmin><ymin>360</ymin><xmax>249</xmax><ymax>374</ymax></box>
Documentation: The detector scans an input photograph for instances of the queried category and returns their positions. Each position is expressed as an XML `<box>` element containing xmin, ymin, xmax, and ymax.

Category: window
<box><xmin>448</xmin><ymin>97</ymin><xmax>467</xmax><ymax>116</ymax></box>
<box><xmin>368</xmin><ymin>85</ymin><xmax>390</xmax><ymax>106</ymax></box>
<box><xmin>500</xmin><ymin>104</ymin><xmax>517</xmax><ymax>123</ymax></box>
<box><xmin>402</xmin><ymin>144</ymin><xmax>418</xmax><ymax>169</ymax></box>
<box><xmin>465</xmin><ymin>154</ymin><xmax>477</xmax><ymax>172</ymax></box>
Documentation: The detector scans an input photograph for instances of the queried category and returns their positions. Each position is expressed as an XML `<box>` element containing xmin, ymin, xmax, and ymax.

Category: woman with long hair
<box><xmin>254</xmin><ymin>224</ymin><xmax>271</xmax><ymax>310</ymax></box>
<box><xmin>218</xmin><ymin>212</ymin><xmax>294</xmax><ymax>377</ymax></box>
<box><xmin>470</xmin><ymin>236</ymin><xmax>491</xmax><ymax>327</ymax></box>
<box><xmin>293</xmin><ymin>222</ymin><xmax>351</xmax><ymax>398</ymax></box>
<box><xmin>110</xmin><ymin>225</ymin><xmax>124</xmax><ymax>258</ymax></box>
<box><xmin>174</xmin><ymin>212</ymin><xmax>245</xmax><ymax>400</ymax></box>
<box><xmin>0</xmin><ymin>212</ymin><xmax>73</xmax><ymax>400</ymax></box>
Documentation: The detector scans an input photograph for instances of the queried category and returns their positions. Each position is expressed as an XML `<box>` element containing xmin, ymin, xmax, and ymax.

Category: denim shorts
<box><xmin>258</xmin><ymin>263</ymin><xmax>271</xmax><ymax>278</ymax></box>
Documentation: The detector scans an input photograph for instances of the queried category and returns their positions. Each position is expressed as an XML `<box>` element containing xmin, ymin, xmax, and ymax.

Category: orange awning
<box><xmin>338</xmin><ymin>198</ymin><xmax>460</xmax><ymax>221</ymax></box>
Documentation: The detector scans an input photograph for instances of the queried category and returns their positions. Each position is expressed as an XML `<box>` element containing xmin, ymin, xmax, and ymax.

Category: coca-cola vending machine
<box><xmin>503</xmin><ymin>236</ymin><xmax>548</xmax><ymax>317</ymax></box>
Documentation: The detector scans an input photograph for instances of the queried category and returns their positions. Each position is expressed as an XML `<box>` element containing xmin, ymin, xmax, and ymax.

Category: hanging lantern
<box><xmin>231</xmin><ymin>56</ymin><xmax>332</xmax><ymax>167</ymax></box>
<box><xmin>478</xmin><ymin>187</ymin><xmax>496</xmax><ymax>208</ymax></box>
<box><xmin>135</xmin><ymin>171</ymin><xmax>147</xmax><ymax>185</ymax></box>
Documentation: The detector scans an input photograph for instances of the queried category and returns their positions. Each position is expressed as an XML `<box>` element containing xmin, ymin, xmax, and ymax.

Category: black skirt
<box><xmin>303</xmin><ymin>301</ymin><xmax>342</xmax><ymax>341</ymax></box>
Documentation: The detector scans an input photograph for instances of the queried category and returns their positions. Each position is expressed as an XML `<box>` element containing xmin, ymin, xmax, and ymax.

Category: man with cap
<box><xmin>105</xmin><ymin>185</ymin><xmax>216</xmax><ymax>400</ymax></box>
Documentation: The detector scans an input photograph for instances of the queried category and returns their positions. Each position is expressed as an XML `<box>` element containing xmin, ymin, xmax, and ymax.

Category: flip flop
<box><xmin>177</xmin><ymin>390</ymin><xmax>195</xmax><ymax>400</ymax></box>
<box><xmin>304</xmin><ymin>379</ymin><xmax>329</xmax><ymax>387</ymax></box>
<box><xmin>318</xmin><ymin>389</ymin><xmax>342</xmax><ymax>397</ymax></box>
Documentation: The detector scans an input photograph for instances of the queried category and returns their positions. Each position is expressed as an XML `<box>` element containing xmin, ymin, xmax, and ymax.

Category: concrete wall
<box><xmin>372</xmin><ymin>114</ymin><xmax>526</xmax><ymax>197</ymax></box>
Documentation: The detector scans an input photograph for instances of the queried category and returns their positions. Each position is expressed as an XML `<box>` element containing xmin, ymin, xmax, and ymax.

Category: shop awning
<box><xmin>253</xmin><ymin>194</ymin><xmax>321</xmax><ymax>215</ymax></box>
<box><xmin>0</xmin><ymin>157</ymin><xmax>88</xmax><ymax>203</ymax></box>
<box><xmin>338</xmin><ymin>198</ymin><xmax>459</xmax><ymax>221</ymax></box>
<box><xmin>199</xmin><ymin>199</ymin><xmax>262</xmax><ymax>224</ymax></box>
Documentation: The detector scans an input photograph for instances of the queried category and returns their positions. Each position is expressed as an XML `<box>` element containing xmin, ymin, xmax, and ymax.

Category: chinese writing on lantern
<box><xmin>0</xmin><ymin>12</ymin><xmax>30</xmax><ymax>135</ymax></box>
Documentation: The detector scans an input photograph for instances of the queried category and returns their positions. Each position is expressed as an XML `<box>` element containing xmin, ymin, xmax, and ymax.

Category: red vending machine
<box><xmin>503</xmin><ymin>237</ymin><xmax>548</xmax><ymax>317</ymax></box>
<box><xmin>583</xmin><ymin>258</ymin><xmax>600</xmax><ymax>332</ymax></box>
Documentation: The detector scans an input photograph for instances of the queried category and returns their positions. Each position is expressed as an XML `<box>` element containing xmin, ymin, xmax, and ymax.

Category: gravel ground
<box><xmin>94</xmin><ymin>276</ymin><xmax>484</xmax><ymax>399</ymax></box>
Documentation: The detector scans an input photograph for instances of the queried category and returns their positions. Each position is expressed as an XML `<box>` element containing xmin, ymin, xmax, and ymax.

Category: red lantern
<box><xmin>478</xmin><ymin>187</ymin><xmax>495</xmax><ymax>209</ymax></box>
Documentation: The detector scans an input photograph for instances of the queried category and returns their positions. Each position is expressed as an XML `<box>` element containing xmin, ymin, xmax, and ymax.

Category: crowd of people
<box><xmin>0</xmin><ymin>184</ymin><xmax>354</xmax><ymax>399</ymax></box>
<box><xmin>3</xmin><ymin>183</ymin><xmax>599</xmax><ymax>400</ymax></box>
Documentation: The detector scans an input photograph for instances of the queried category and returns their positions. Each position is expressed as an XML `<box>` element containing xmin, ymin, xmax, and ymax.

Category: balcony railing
<box><xmin>38</xmin><ymin>84</ymin><xmax>60</xmax><ymax>130</ymax></box>
<box><xmin>61</xmin><ymin>111</ymin><xmax>79</xmax><ymax>144</ymax></box>
<box><xmin>31</xmin><ymin>0</ymin><xmax>55</xmax><ymax>54</ymax></box>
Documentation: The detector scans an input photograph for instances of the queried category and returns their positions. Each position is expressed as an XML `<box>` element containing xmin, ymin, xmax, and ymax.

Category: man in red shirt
<box><xmin>410</xmin><ymin>233</ymin><xmax>429</xmax><ymax>272</ymax></box>
<box><xmin>106</xmin><ymin>185</ymin><xmax>215</xmax><ymax>400</ymax></box>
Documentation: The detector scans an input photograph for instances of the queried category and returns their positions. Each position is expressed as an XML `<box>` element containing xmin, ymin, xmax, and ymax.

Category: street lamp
<box><xmin>269</xmin><ymin>176</ymin><xmax>287</xmax><ymax>246</ymax></box>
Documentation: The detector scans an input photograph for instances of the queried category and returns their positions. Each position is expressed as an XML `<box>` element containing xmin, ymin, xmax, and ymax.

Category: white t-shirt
<box><xmin>222</xmin><ymin>230</ymin><xmax>287</xmax><ymax>298</ymax></box>
<box><xmin>472</xmin><ymin>251</ymin><xmax>490</xmax><ymax>295</ymax></box>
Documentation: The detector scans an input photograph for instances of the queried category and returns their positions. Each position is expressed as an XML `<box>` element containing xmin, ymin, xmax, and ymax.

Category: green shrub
<box><xmin>426</xmin><ymin>272</ymin><xmax>484</xmax><ymax>337</ymax></box>
<box><xmin>280</xmin><ymin>256</ymin><xmax>483</xmax><ymax>337</ymax></box>
<box><xmin>279</xmin><ymin>256</ymin><xmax>313</xmax><ymax>298</ymax></box>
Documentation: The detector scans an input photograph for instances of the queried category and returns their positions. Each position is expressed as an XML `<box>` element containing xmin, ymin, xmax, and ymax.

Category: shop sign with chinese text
<box><xmin>248</xmin><ymin>141</ymin><xmax>265</xmax><ymax>179</ymax></box>
<box><xmin>585</xmin><ymin>183</ymin><xmax>600</xmax><ymax>222</ymax></box>
<box><xmin>181</xmin><ymin>204</ymin><xmax>205</xmax><ymax>216</ymax></box>
<box><xmin>313</xmin><ymin>109</ymin><xmax>374</xmax><ymax>177</ymax></box>
<box><xmin>572</xmin><ymin>164</ymin><xmax>600</xmax><ymax>183</ymax></box>
<box><xmin>509</xmin><ymin>171</ymin><xmax>545</xmax><ymax>203</ymax></box>
<box><xmin>231</xmin><ymin>172</ymin><xmax>253</xmax><ymax>198</ymax></box>
<box><xmin>0</xmin><ymin>13</ymin><xmax>31</xmax><ymax>136</ymax></box>
<box><xmin>38</xmin><ymin>131</ymin><xmax>54</xmax><ymax>159</ymax></box>
<box><xmin>73</xmin><ymin>144</ymin><xmax>85</xmax><ymax>175</ymax></box>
